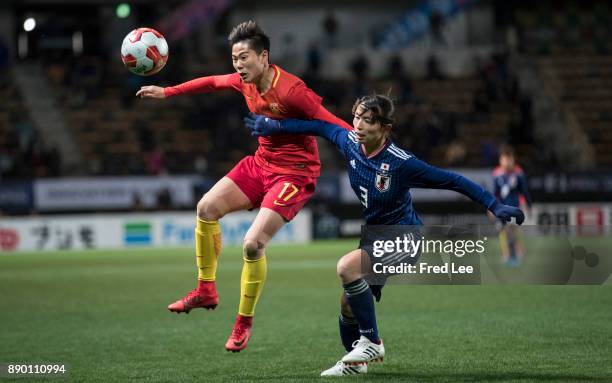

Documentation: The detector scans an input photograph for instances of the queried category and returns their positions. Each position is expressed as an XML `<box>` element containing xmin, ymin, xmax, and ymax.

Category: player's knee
<box><xmin>197</xmin><ymin>195</ymin><xmax>223</xmax><ymax>221</ymax></box>
<box><xmin>243</xmin><ymin>239</ymin><xmax>264</xmax><ymax>260</ymax></box>
<box><xmin>336</xmin><ymin>257</ymin><xmax>357</xmax><ymax>283</ymax></box>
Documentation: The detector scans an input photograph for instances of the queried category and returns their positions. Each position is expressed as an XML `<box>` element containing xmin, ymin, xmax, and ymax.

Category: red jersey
<box><xmin>164</xmin><ymin>65</ymin><xmax>348</xmax><ymax>177</ymax></box>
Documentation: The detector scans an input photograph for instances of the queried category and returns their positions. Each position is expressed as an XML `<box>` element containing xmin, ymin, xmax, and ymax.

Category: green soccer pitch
<box><xmin>1</xmin><ymin>240</ymin><xmax>611</xmax><ymax>382</ymax></box>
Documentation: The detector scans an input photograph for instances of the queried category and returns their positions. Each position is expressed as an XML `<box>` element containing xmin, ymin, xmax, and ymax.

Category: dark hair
<box><xmin>499</xmin><ymin>144</ymin><xmax>515</xmax><ymax>158</ymax></box>
<box><xmin>352</xmin><ymin>94</ymin><xmax>395</xmax><ymax>126</ymax></box>
<box><xmin>228</xmin><ymin>21</ymin><xmax>270</xmax><ymax>55</ymax></box>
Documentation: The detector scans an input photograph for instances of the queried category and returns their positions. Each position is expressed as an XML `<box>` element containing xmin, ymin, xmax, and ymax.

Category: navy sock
<box><xmin>343</xmin><ymin>279</ymin><xmax>380</xmax><ymax>343</ymax></box>
<box><xmin>339</xmin><ymin>313</ymin><xmax>360</xmax><ymax>352</ymax></box>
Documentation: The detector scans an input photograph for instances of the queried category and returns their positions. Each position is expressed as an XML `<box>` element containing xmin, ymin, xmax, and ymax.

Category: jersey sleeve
<box><xmin>284</xmin><ymin>83</ymin><xmax>323</xmax><ymax>119</ymax></box>
<box><xmin>517</xmin><ymin>173</ymin><xmax>532</xmax><ymax>207</ymax></box>
<box><xmin>402</xmin><ymin>157</ymin><xmax>496</xmax><ymax>209</ymax></box>
<box><xmin>492</xmin><ymin>175</ymin><xmax>501</xmax><ymax>200</ymax></box>
<box><xmin>312</xmin><ymin>105</ymin><xmax>353</xmax><ymax>130</ymax></box>
<box><xmin>280</xmin><ymin>119</ymin><xmax>349</xmax><ymax>155</ymax></box>
<box><xmin>164</xmin><ymin>73</ymin><xmax>242</xmax><ymax>97</ymax></box>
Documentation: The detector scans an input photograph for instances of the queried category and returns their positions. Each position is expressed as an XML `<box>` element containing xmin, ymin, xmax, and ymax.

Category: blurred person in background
<box><xmin>322</xmin><ymin>10</ymin><xmax>340</xmax><ymax>49</ymax></box>
<box><xmin>491</xmin><ymin>145</ymin><xmax>531</xmax><ymax>267</ymax></box>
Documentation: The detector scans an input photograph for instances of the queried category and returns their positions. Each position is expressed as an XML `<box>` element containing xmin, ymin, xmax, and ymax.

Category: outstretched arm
<box><xmin>312</xmin><ymin>105</ymin><xmax>352</xmax><ymax>130</ymax></box>
<box><xmin>284</xmin><ymin>83</ymin><xmax>352</xmax><ymax>130</ymax></box>
<box><xmin>403</xmin><ymin>158</ymin><xmax>525</xmax><ymax>224</ymax></box>
<box><xmin>136</xmin><ymin>73</ymin><xmax>242</xmax><ymax>99</ymax></box>
<box><xmin>245</xmin><ymin>113</ymin><xmax>349</xmax><ymax>150</ymax></box>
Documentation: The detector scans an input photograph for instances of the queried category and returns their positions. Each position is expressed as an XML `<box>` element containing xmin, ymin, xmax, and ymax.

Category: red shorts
<box><xmin>226</xmin><ymin>156</ymin><xmax>317</xmax><ymax>221</ymax></box>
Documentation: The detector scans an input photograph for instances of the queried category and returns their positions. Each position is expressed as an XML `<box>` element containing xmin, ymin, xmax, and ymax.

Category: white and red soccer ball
<box><xmin>121</xmin><ymin>27</ymin><xmax>169</xmax><ymax>76</ymax></box>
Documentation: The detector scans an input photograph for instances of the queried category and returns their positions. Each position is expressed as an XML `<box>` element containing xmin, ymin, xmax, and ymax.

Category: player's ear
<box><xmin>382</xmin><ymin>123</ymin><xmax>393</xmax><ymax>137</ymax></box>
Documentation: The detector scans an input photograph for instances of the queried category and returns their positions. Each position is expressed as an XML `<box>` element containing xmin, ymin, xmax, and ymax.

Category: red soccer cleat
<box><xmin>167</xmin><ymin>281</ymin><xmax>218</xmax><ymax>314</ymax></box>
<box><xmin>225</xmin><ymin>315</ymin><xmax>253</xmax><ymax>352</ymax></box>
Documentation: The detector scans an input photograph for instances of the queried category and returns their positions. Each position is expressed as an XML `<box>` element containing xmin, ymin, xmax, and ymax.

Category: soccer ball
<box><xmin>121</xmin><ymin>28</ymin><xmax>169</xmax><ymax>76</ymax></box>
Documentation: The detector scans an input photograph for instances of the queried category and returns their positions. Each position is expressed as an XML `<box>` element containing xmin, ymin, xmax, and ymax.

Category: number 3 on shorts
<box><xmin>273</xmin><ymin>182</ymin><xmax>299</xmax><ymax>206</ymax></box>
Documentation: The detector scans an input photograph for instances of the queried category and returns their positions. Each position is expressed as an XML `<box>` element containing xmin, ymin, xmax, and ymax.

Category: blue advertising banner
<box><xmin>0</xmin><ymin>181</ymin><xmax>33</xmax><ymax>212</ymax></box>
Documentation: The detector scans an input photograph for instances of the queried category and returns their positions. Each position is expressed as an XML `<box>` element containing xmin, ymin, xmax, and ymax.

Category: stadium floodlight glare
<box><xmin>23</xmin><ymin>17</ymin><xmax>36</xmax><ymax>32</ymax></box>
<box><xmin>116</xmin><ymin>3</ymin><xmax>131</xmax><ymax>18</ymax></box>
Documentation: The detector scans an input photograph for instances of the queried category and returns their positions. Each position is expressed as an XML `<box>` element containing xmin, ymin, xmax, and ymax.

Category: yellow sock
<box><xmin>238</xmin><ymin>256</ymin><xmax>267</xmax><ymax>317</ymax></box>
<box><xmin>514</xmin><ymin>228</ymin><xmax>525</xmax><ymax>257</ymax></box>
<box><xmin>195</xmin><ymin>219</ymin><xmax>222</xmax><ymax>281</ymax></box>
<box><xmin>499</xmin><ymin>230</ymin><xmax>509</xmax><ymax>259</ymax></box>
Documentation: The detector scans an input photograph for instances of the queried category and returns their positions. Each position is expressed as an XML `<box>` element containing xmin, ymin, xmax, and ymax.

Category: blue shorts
<box><xmin>359</xmin><ymin>226</ymin><xmax>422</xmax><ymax>301</ymax></box>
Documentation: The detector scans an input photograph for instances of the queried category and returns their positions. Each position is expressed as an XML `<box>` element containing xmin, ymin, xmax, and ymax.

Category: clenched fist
<box><xmin>136</xmin><ymin>85</ymin><xmax>166</xmax><ymax>99</ymax></box>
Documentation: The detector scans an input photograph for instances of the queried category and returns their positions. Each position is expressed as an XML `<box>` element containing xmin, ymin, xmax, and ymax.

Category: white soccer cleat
<box><xmin>341</xmin><ymin>336</ymin><xmax>385</xmax><ymax>364</ymax></box>
<box><xmin>320</xmin><ymin>360</ymin><xmax>368</xmax><ymax>376</ymax></box>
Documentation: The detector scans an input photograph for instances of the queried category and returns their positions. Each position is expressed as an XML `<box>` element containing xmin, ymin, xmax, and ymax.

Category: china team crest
<box><xmin>269</xmin><ymin>103</ymin><xmax>284</xmax><ymax>115</ymax></box>
<box><xmin>375</xmin><ymin>163</ymin><xmax>391</xmax><ymax>192</ymax></box>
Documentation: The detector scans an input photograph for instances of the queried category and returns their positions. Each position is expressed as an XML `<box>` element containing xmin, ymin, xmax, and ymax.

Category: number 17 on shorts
<box><xmin>261</xmin><ymin>178</ymin><xmax>316</xmax><ymax>221</ymax></box>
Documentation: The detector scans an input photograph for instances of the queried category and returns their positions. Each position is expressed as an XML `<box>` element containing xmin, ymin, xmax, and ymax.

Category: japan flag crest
<box><xmin>375</xmin><ymin>163</ymin><xmax>391</xmax><ymax>192</ymax></box>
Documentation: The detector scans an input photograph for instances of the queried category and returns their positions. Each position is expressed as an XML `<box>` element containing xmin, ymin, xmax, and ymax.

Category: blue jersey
<box><xmin>492</xmin><ymin>166</ymin><xmax>531</xmax><ymax>208</ymax></box>
<box><xmin>280</xmin><ymin>119</ymin><xmax>496</xmax><ymax>225</ymax></box>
